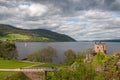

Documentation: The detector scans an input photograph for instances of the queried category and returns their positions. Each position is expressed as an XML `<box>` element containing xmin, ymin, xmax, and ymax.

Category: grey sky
<box><xmin>0</xmin><ymin>0</ymin><xmax>120</xmax><ymax>41</ymax></box>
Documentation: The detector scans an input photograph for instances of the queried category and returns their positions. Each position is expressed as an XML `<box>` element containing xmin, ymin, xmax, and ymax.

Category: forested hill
<box><xmin>0</xmin><ymin>24</ymin><xmax>76</xmax><ymax>42</ymax></box>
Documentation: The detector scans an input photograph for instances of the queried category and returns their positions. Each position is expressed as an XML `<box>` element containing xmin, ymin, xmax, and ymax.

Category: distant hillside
<box><xmin>93</xmin><ymin>39</ymin><xmax>120</xmax><ymax>42</ymax></box>
<box><xmin>0</xmin><ymin>24</ymin><xmax>76</xmax><ymax>42</ymax></box>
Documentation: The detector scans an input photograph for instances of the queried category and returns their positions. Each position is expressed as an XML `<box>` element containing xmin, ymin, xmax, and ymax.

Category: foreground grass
<box><xmin>0</xmin><ymin>59</ymin><xmax>67</xmax><ymax>80</ymax></box>
<box><xmin>0</xmin><ymin>58</ymin><xmax>36</xmax><ymax>69</ymax></box>
<box><xmin>0</xmin><ymin>72</ymin><xmax>30</xmax><ymax>80</ymax></box>
<box><xmin>0</xmin><ymin>58</ymin><xmax>38</xmax><ymax>80</ymax></box>
<box><xmin>0</xmin><ymin>72</ymin><xmax>12</xmax><ymax>79</ymax></box>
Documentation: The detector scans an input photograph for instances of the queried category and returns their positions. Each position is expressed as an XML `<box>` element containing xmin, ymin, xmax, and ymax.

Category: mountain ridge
<box><xmin>0</xmin><ymin>24</ymin><xmax>76</xmax><ymax>42</ymax></box>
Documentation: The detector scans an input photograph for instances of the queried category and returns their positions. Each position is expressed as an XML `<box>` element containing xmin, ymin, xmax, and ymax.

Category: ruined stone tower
<box><xmin>94</xmin><ymin>42</ymin><xmax>107</xmax><ymax>53</ymax></box>
<box><xmin>85</xmin><ymin>42</ymin><xmax>107</xmax><ymax>61</ymax></box>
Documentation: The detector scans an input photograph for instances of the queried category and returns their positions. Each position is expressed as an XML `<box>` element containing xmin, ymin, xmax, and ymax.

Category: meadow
<box><xmin>0</xmin><ymin>72</ymin><xmax>30</xmax><ymax>80</ymax></box>
<box><xmin>0</xmin><ymin>33</ymin><xmax>30</xmax><ymax>41</ymax></box>
<box><xmin>0</xmin><ymin>58</ymin><xmax>62</xmax><ymax>80</ymax></box>
<box><xmin>0</xmin><ymin>58</ymin><xmax>37</xmax><ymax>80</ymax></box>
<box><xmin>0</xmin><ymin>58</ymin><xmax>35</xmax><ymax>69</ymax></box>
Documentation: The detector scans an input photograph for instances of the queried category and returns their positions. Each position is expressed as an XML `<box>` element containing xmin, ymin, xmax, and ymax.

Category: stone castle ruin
<box><xmin>94</xmin><ymin>42</ymin><xmax>107</xmax><ymax>54</ymax></box>
<box><xmin>85</xmin><ymin>42</ymin><xmax>120</xmax><ymax>70</ymax></box>
<box><xmin>85</xmin><ymin>42</ymin><xmax>107</xmax><ymax>61</ymax></box>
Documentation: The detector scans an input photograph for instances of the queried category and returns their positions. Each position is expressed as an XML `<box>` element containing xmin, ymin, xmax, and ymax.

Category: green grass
<box><xmin>0</xmin><ymin>33</ymin><xmax>30</xmax><ymax>41</ymax></box>
<box><xmin>0</xmin><ymin>33</ymin><xmax>54</xmax><ymax>41</ymax></box>
<box><xmin>0</xmin><ymin>58</ymin><xmax>36</xmax><ymax>69</ymax></box>
<box><xmin>0</xmin><ymin>72</ymin><xmax>30</xmax><ymax>80</ymax></box>
<box><xmin>0</xmin><ymin>59</ymin><xmax>66</xmax><ymax>80</ymax></box>
<box><xmin>0</xmin><ymin>72</ymin><xmax>12</xmax><ymax>79</ymax></box>
<box><xmin>0</xmin><ymin>58</ymin><xmax>37</xmax><ymax>80</ymax></box>
<box><xmin>34</xmin><ymin>63</ymin><xmax>67</xmax><ymax>68</ymax></box>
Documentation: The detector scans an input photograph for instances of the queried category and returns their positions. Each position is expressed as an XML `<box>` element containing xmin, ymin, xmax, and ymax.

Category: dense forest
<box><xmin>0</xmin><ymin>24</ymin><xmax>75</xmax><ymax>42</ymax></box>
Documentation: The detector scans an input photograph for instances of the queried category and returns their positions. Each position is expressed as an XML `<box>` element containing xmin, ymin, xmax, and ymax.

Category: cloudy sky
<box><xmin>0</xmin><ymin>0</ymin><xmax>120</xmax><ymax>41</ymax></box>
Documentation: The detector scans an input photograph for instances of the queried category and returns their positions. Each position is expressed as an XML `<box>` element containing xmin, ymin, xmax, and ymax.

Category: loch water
<box><xmin>15</xmin><ymin>42</ymin><xmax>120</xmax><ymax>62</ymax></box>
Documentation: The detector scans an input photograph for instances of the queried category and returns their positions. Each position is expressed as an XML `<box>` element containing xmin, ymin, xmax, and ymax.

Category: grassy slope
<box><xmin>0</xmin><ymin>34</ymin><xmax>30</xmax><ymax>41</ymax></box>
<box><xmin>0</xmin><ymin>58</ymin><xmax>35</xmax><ymax>69</ymax></box>
<box><xmin>0</xmin><ymin>58</ymin><xmax>37</xmax><ymax>80</ymax></box>
<box><xmin>0</xmin><ymin>59</ymin><xmax>66</xmax><ymax>80</ymax></box>
<box><xmin>0</xmin><ymin>24</ymin><xmax>75</xmax><ymax>42</ymax></box>
<box><xmin>0</xmin><ymin>72</ymin><xmax>30</xmax><ymax>80</ymax></box>
<box><xmin>0</xmin><ymin>59</ymin><xmax>67</xmax><ymax>80</ymax></box>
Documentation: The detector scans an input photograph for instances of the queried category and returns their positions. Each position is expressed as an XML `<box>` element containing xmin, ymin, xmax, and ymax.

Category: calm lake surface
<box><xmin>15</xmin><ymin>42</ymin><xmax>120</xmax><ymax>62</ymax></box>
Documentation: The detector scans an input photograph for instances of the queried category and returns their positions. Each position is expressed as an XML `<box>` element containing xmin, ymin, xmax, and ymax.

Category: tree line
<box><xmin>27</xmin><ymin>47</ymin><xmax>77</xmax><ymax>64</ymax></box>
<box><xmin>27</xmin><ymin>46</ymin><xmax>57</xmax><ymax>62</ymax></box>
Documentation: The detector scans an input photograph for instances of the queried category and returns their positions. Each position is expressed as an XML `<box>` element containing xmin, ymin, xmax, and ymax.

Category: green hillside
<box><xmin>0</xmin><ymin>24</ymin><xmax>76</xmax><ymax>42</ymax></box>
